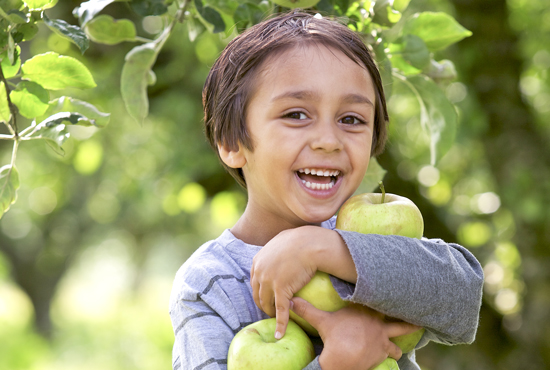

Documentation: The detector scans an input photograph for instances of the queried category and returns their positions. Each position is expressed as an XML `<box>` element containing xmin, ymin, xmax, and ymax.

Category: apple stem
<box><xmin>379</xmin><ymin>181</ymin><xmax>386</xmax><ymax>203</ymax></box>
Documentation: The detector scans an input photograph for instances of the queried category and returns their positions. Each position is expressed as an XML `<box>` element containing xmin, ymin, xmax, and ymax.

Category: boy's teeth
<box><xmin>302</xmin><ymin>179</ymin><xmax>336</xmax><ymax>190</ymax></box>
<box><xmin>298</xmin><ymin>168</ymin><xmax>340</xmax><ymax>177</ymax></box>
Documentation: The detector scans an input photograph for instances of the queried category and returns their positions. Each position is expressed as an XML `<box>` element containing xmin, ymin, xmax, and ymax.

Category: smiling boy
<box><xmin>170</xmin><ymin>12</ymin><xmax>483</xmax><ymax>370</ymax></box>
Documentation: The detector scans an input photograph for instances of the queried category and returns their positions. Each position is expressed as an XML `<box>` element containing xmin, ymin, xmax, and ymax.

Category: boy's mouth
<box><xmin>296</xmin><ymin>168</ymin><xmax>341</xmax><ymax>190</ymax></box>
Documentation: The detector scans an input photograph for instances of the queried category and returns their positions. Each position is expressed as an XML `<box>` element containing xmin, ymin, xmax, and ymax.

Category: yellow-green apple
<box><xmin>289</xmin><ymin>271</ymin><xmax>348</xmax><ymax>336</ymax></box>
<box><xmin>290</xmin><ymin>184</ymin><xmax>425</xmax><ymax>352</ymax></box>
<box><xmin>227</xmin><ymin>318</ymin><xmax>315</xmax><ymax>370</ymax></box>
<box><xmin>272</xmin><ymin>0</ymin><xmax>321</xmax><ymax>9</ymax></box>
<box><xmin>373</xmin><ymin>358</ymin><xmax>400</xmax><ymax>370</ymax></box>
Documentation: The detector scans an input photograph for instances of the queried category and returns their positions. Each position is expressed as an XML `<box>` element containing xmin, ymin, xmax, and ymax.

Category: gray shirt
<box><xmin>169</xmin><ymin>218</ymin><xmax>484</xmax><ymax>370</ymax></box>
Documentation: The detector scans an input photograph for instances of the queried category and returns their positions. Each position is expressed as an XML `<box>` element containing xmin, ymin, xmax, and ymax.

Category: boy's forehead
<box><xmin>259</xmin><ymin>43</ymin><xmax>369</xmax><ymax>78</ymax></box>
<box><xmin>257</xmin><ymin>44</ymin><xmax>373</xmax><ymax>89</ymax></box>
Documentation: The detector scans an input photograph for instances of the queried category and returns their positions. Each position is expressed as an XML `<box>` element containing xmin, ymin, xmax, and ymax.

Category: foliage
<box><xmin>2</xmin><ymin>0</ymin><xmax>550</xmax><ymax>369</ymax></box>
<box><xmin>0</xmin><ymin>0</ymin><xmax>109</xmax><ymax>218</ymax></box>
<box><xmin>0</xmin><ymin>0</ymin><xmax>471</xmax><ymax>219</ymax></box>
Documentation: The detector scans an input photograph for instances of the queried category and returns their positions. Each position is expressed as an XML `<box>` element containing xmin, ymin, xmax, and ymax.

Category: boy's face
<box><xmin>231</xmin><ymin>44</ymin><xmax>376</xmax><ymax>229</ymax></box>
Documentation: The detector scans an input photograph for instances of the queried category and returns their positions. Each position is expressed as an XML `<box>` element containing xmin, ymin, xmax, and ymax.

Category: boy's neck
<box><xmin>230</xmin><ymin>206</ymin><xmax>318</xmax><ymax>246</ymax></box>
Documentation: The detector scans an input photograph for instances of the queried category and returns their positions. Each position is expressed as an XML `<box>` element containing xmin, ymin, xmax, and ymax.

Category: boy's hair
<box><xmin>203</xmin><ymin>11</ymin><xmax>389</xmax><ymax>188</ymax></box>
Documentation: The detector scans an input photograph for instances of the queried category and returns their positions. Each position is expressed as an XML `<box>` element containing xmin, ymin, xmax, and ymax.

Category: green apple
<box><xmin>272</xmin><ymin>0</ymin><xmax>321</xmax><ymax>9</ymax></box>
<box><xmin>227</xmin><ymin>318</ymin><xmax>315</xmax><ymax>370</ymax></box>
<box><xmin>390</xmin><ymin>326</ymin><xmax>425</xmax><ymax>353</ymax></box>
<box><xmin>291</xmin><ymin>184</ymin><xmax>425</xmax><ymax>354</ymax></box>
<box><xmin>290</xmin><ymin>271</ymin><xmax>348</xmax><ymax>336</ymax></box>
<box><xmin>335</xmin><ymin>188</ymin><xmax>425</xmax><ymax>353</ymax></box>
<box><xmin>335</xmin><ymin>191</ymin><xmax>424</xmax><ymax>239</ymax></box>
<box><xmin>373</xmin><ymin>358</ymin><xmax>400</xmax><ymax>370</ymax></box>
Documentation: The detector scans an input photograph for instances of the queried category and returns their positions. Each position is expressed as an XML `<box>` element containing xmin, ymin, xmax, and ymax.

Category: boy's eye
<box><xmin>340</xmin><ymin>115</ymin><xmax>365</xmax><ymax>125</ymax></box>
<box><xmin>285</xmin><ymin>112</ymin><xmax>307</xmax><ymax>120</ymax></box>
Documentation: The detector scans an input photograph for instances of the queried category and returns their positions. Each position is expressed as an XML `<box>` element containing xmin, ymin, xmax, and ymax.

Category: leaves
<box><xmin>72</xmin><ymin>0</ymin><xmax>118</xmax><ymax>27</ymax></box>
<box><xmin>84</xmin><ymin>15</ymin><xmax>137</xmax><ymax>45</ymax></box>
<box><xmin>43</xmin><ymin>13</ymin><xmax>89</xmax><ymax>54</ymax></box>
<box><xmin>0</xmin><ymin>82</ymin><xmax>11</xmax><ymax>123</ymax></box>
<box><xmin>10</xmin><ymin>81</ymin><xmax>50</xmax><ymax>118</ymax></box>
<box><xmin>395</xmin><ymin>73</ymin><xmax>457</xmax><ymax>164</ymax></box>
<box><xmin>121</xmin><ymin>43</ymin><xmax>160</xmax><ymax>124</ymax></box>
<box><xmin>21</xmin><ymin>52</ymin><xmax>96</xmax><ymax>90</ymax></box>
<box><xmin>354</xmin><ymin>157</ymin><xmax>388</xmax><ymax>195</ymax></box>
<box><xmin>26</xmin><ymin>112</ymin><xmax>95</xmax><ymax>153</ymax></box>
<box><xmin>0</xmin><ymin>164</ymin><xmax>19</xmax><ymax>219</ymax></box>
<box><xmin>130</xmin><ymin>0</ymin><xmax>168</xmax><ymax>16</ymax></box>
<box><xmin>24</xmin><ymin>0</ymin><xmax>58</xmax><ymax>10</ymax></box>
<box><xmin>0</xmin><ymin>46</ymin><xmax>22</xmax><ymax>78</ymax></box>
<box><xmin>194</xmin><ymin>0</ymin><xmax>226</xmax><ymax>34</ymax></box>
<box><xmin>39</xmin><ymin>96</ymin><xmax>110</xmax><ymax>128</ymax></box>
<box><xmin>403</xmin><ymin>12</ymin><xmax>472</xmax><ymax>51</ymax></box>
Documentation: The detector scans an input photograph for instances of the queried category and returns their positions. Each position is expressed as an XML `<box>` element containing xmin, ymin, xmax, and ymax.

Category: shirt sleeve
<box><xmin>330</xmin><ymin>230</ymin><xmax>484</xmax><ymax>346</ymax></box>
<box><xmin>170</xmin><ymin>297</ymin><xmax>235</xmax><ymax>370</ymax></box>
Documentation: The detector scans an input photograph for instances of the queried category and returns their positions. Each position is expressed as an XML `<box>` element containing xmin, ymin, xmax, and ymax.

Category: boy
<box><xmin>170</xmin><ymin>11</ymin><xmax>484</xmax><ymax>370</ymax></box>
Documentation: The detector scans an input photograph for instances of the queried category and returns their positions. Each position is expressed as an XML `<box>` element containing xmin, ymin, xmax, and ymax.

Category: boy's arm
<box><xmin>250</xmin><ymin>226</ymin><xmax>483</xmax><ymax>345</ymax></box>
<box><xmin>333</xmin><ymin>230</ymin><xmax>484</xmax><ymax>345</ymax></box>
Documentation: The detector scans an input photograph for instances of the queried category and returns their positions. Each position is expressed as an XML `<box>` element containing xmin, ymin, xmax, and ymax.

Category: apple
<box><xmin>335</xmin><ymin>191</ymin><xmax>424</xmax><ymax>239</ymax></box>
<box><xmin>272</xmin><ymin>0</ymin><xmax>321</xmax><ymax>9</ymax></box>
<box><xmin>389</xmin><ymin>326</ymin><xmax>425</xmax><ymax>353</ymax></box>
<box><xmin>227</xmin><ymin>318</ymin><xmax>316</xmax><ymax>370</ymax></box>
<box><xmin>290</xmin><ymin>183</ymin><xmax>425</xmax><ymax>352</ymax></box>
<box><xmin>373</xmin><ymin>358</ymin><xmax>400</xmax><ymax>370</ymax></box>
<box><xmin>289</xmin><ymin>271</ymin><xmax>349</xmax><ymax>336</ymax></box>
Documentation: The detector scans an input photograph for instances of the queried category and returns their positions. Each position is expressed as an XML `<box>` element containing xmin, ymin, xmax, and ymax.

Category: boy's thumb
<box><xmin>290</xmin><ymin>297</ymin><xmax>326</xmax><ymax>331</ymax></box>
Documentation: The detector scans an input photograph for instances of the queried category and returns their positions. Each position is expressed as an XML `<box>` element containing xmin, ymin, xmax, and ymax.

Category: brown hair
<box><xmin>203</xmin><ymin>11</ymin><xmax>389</xmax><ymax>188</ymax></box>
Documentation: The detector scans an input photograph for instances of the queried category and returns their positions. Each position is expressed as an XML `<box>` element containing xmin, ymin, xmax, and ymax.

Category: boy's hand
<box><xmin>250</xmin><ymin>226</ymin><xmax>357</xmax><ymax>340</ymax></box>
<box><xmin>250</xmin><ymin>227</ymin><xmax>318</xmax><ymax>339</ymax></box>
<box><xmin>291</xmin><ymin>297</ymin><xmax>421</xmax><ymax>370</ymax></box>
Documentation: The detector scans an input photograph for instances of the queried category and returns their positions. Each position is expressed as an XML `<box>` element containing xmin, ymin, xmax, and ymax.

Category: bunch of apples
<box><xmin>228</xmin><ymin>184</ymin><xmax>425</xmax><ymax>370</ymax></box>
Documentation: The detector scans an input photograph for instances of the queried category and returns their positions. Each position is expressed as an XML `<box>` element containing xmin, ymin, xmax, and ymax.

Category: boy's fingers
<box><xmin>274</xmin><ymin>295</ymin><xmax>290</xmax><ymax>340</ymax></box>
<box><xmin>290</xmin><ymin>297</ymin><xmax>326</xmax><ymax>333</ymax></box>
<box><xmin>386</xmin><ymin>341</ymin><xmax>403</xmax><ymax>362</ymax></box>
<box><xmin>386</xmin><ymin>321</ymin><xmax>423</xmax><ymax>338</ymax></box>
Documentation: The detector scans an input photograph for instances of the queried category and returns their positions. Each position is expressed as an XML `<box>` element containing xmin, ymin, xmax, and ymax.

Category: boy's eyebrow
<box><xmin>272</xmin><ymin>90</ymin><xmax>374</xmax><ymax>107</ymax></box>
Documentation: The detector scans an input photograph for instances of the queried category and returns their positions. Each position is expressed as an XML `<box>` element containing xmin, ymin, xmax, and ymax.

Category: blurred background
<box><xmin>0</xmin><ymin>0</ymin><xmax>549</xmax><ymax>369</ymax></box>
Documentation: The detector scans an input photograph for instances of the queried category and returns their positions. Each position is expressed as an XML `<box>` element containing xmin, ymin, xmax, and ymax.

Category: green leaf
<box><xmin>10</xmin><ymin>81</ymin><xmax>50</xmax><ymax>118</ymax></box>
<box><xmin>403</xmin><ymin>12</ymin><xmax>472</xmax><ymax>51</ymax></box>
<box><xmin>423</xmin><ymin>59</ymin><xmax>457</xmax><ymax>83</ymax></box>
<box><xmin>7</xmin><ymin>10</ymin><xmax>28</xmax><ymax>24</ymax></box>
<box><xmin>393</xmin><ymin>0</ymin><xmax>410</xmax><ymax>12</ymax></box>
<box><xmin>0</xmin><ymin>46</ymin><xmax>21</xmax><ymax>78</ymax></box>
<box><xmin>84</xmin><ymin>15</ymin><xmax>137</xmax><ymax>45</ymax></box>
<box><xmin>121</xmin><ymin>43</ymin><xmax>160</xmax><ymax>124</ymax></box>
<box><xmin>194</xmin><ymin>0</ymin><xmax>225</xmax><ymax>33</ymax></box>
<box><xmin>72</xmin><ymin>0</ymin><xmax>118</xmax><ymax>27</ymax></box>
<box><xmin>130</xmin><ymin>0</ymin><xmax>168</xmax><ymax>16</ymax></box>
<box><xmin>353</xmin><ymin>157</ymin><xmax>387</xmax><ymax>195</ymax></box>
<box><xmin>0</xmin><ymin>165</ymin><xmax>19</xmax><ymax>219</ymax></box>
<box><xmin>233</xmin><ymin>3</ymin><xmax>264</xmax><ymax>32</ymax></box>
<box><xmin>399</xmin><ymin>35</ymin><xmax>430</xmax><ymax>70</ymax></box>
<box><xmin>21</xmin><ymin>52</ymin><xmax>96</xmax><ymax>90</ymax></box>
<box><xmin>18</xmin><ymin>22</ymin><xmax>39</xmax><ymax>41</ymax></box>
<box><xmin>397</xmin><ymin>73</ymin><xmax>457</xmax><ymax>164</ymax></box>
<box><xmin>24</xmin><ymin>0</ymin><xmax>58</xmax><ymax>10</ymax></box>
<box><xmin>0</xmin><ymin>82</ymin><xmax>11</xmax><ymax>123</ymax></box>
<box><xmin>43</xmin><ymin>13</ymin><xmax>89</xmax><ymax>54</ymax></box>
<box><xmin>38</xmin><ymin>96</ymin><xmax>110</xmax><ymax>128</ymax></box>
<box><xmin>26</xmin><ymin>112</ymin><xmax>96</xmax><ymax>153</ymax></box>
<box><xmin>186</xmin><ymin>14</ymin><xmax>204</xmax><ymax>42</ymax></box>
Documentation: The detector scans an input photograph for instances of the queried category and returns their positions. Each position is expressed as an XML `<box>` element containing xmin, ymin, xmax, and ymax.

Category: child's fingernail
<box><xmin>275</xmin><ymin>331</ymin><xmax>282</xmax><ymax>340</ymax></box>
<box><xmin>289</xmin><ymin>300</ymin><xmax>294</xmax><ymax>310</ymax></box>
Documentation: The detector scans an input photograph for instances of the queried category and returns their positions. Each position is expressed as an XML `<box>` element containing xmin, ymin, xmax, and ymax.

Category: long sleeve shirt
<box><xmin>169</xmin><ymin>217</ymin><xmax>484</xmax><ymax>370</ymax></box>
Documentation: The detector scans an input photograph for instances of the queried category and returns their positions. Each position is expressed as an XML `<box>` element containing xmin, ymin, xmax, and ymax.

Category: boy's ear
<box><xmin>218</xmin><ymin>142</ymin><xmax>247</xmax><ymax>169</ymax></box>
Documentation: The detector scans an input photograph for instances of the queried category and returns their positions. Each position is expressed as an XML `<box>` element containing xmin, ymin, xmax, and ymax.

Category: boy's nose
<box><xmin>309</xmin><ymin>120</ymin><xmax>343</xmax><ymax>153</ymax></box>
